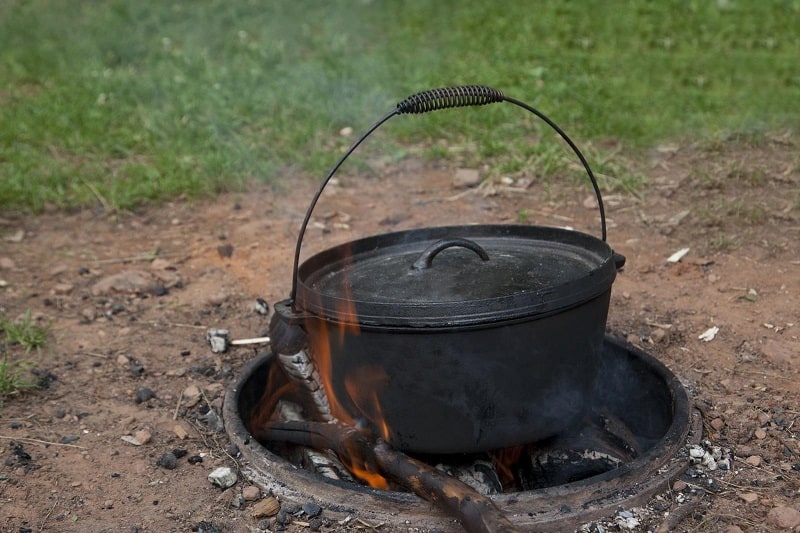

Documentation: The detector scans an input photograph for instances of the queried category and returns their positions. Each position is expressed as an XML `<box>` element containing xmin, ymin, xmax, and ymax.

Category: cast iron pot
<box><xmin>271</xmin><ymin>86</ymin><xmax>625</xmax><ymax>454</ymax></box>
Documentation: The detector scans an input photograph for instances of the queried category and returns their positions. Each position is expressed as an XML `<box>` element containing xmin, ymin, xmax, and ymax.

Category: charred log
<box><xmin>253</xmin><ymin>420</ymin><xmax>520</xmax><ymax>533</ymax></box>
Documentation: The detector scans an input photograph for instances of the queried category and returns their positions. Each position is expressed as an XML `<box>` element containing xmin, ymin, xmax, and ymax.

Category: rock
<box><xmin>583</xmin><ymin>195</ymin><xmax>597</xmax><ymax>209</ymax></box>
<box><xmin>710</xmin><ymin>418</ymin><xmax>725</xmax><ymax>431</ymax></box>
<box><xmin>182</xmin><ymin>384</ymin><xmax>202</xmax><ymax>407</ymax></box>
<box><xmin>173</xmin><ymin>424</ymin><xmax>189</xmax><ymax>440</ymax></box>
<box><xmin>302</xmin><ymin>502</ymin><xmax>322</xmax><ymax>518</ymax></box>
<box><xmin>739</xmin><ymin>492</ymin><xmax>759</xmax><ymax>504</ymax></box>
<box><xmin>766</xmin><ymin>506</ymin><xmax>800</xmax><ymax>530</ymax></box>
<box><xmin>208</xmin><ymin>467</ymin><xmax>237</xmax><ymax>489</ymax></box>
<box><xmin>650</xmin><ymin>328</ymin><xmax>668</xmax><ymax>344</ymax></box>
<box><xmin>133</xmin><ymin>429</ymin><xmax>152</xmax><ymax>445</ymax></box>
<box><xmin>156</xmin><ymin>452</ymin><xmax>177</xmax><ymax>470</ymax></box>
<box><xmin>116</xmin><ymin>354</ymin><xmax>131</xmax><ymax>366</ymax></box>
<box><xmin>672</xmin><ymin>480</ymin><xmax>687</xmax><ymax>491</ymax></box>
<box><xmin>242</xmin><ymin>486</ymin><xmax>260</xmax><ymax>501</ymax></box>
<box><xmin>0</xmin><ymin>257</ymin><xmax>16</xmax><ymax>270</ymax></box>
<box><xmin>216</xmin><ymin>243</ymin><xmax>234</xmax><ymax>258</ymax></box>
<box><xmin>53</xmin><ymin>283</ymin><xmax>74</xmax><ymax>295</ymax></box>
<box><xmin>6</xmin><ymin>229</ymin><xmax>25</xmax><ymax>242</ymax></box>
<box><xmin>452</xmin><ymin>168</ymin><xmax>481</xmax><ymax>189</ymax></box>
<box><xmin>724</xmin><ymin>526</ymin><xmax>745</xmax><ymax>533</ymax></box>
<box><xmin>150</xmin><ymin>258</ymin><xmax>172</xmax><ymax>270</ymax></box>
<box><xmin>254</xmin><ymin>298</ymin><xmax>269</xmax><ymax>315</ymax></box>
<box><xmin>761</xmin><ymin>339</ymin><xmax>795</xmax><ymax>366</ymax></box>
<box><xmin>251</xmin><ymin>496</ymin><xmax>281</xmax><ymax>518</ymax></box>
<box><xmin>206</xmin><ymin>329</ymin><xmax>229</xmax><ymax>353</ymax></box>
<box><xmin>755</xmin><ymin>428</ymin><xmax>767</xmax><ymax>440</ymax></box>
<box><xmin>80</xmin><ymin>307</ymin><xmax>98</xmax><ymax>322</ymax></box>
<box><xmin>745</xmin><ymin>455</ymin><xmax>762</xmax><ymax>467</ymax></box>
<box><xmin>91</xmin><ymin>270</ymin><xmax>161</xmax><ymax>296</ymax></box>
<box><xmin>134</xmin><ymin>388</ymin><xmax>156</xmax><ymax>404</ymax></box>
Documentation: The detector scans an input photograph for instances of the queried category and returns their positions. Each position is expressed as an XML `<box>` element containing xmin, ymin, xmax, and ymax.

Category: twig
<box><xmin>38</xmin><ymin>496</ymin><xmax>59</xmax><ymax>532</ymax></box>
<box><xmin>77</xmin><ymin>175</ymin><xmax>113</xmax><ymax>213</ymax></box>
<box><xmin>0</xmin><ymin>435</ymin><xmax>87</xmax><ymax>449</ymax></box>
<box><xmin>147</xmin><ymin>321</ymin><xmax>207</xmax><ymax>330</ymax></box>
<box><xmin>655</xmin><ymin>501</ymin><xmax>704</xmax><ymax>533</ymax></box>
<box><xmin>230</xmin><ymin>336</ymin><xmax>271</xmax><ymax>346</ymax></box>
<box><xmin>173</xmin><ymin>389</ymin><xmax>184</xmax><ymax>421</ymax></box>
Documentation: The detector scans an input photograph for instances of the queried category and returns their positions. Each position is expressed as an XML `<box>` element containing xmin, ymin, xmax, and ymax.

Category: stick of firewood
<box><xmin>253</xmin><ymin>420</ymin><xmax>520</xmax><ymax>533</ymax></box>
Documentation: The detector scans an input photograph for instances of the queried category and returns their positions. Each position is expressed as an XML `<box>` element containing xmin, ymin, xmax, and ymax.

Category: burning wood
<box><xmin>253</xmin><ymin>420</ymin><xmax>520</xmax><ymax>533</ymax></box>
<box><xmin>276</xmin><ymin>348</ymin><xmax>333</xmax><ymax>422</ymax></box>
<box><xmin>276</xmin><ymin>400</ymin><xmax>352</xmax><ymax>482</ymax></box>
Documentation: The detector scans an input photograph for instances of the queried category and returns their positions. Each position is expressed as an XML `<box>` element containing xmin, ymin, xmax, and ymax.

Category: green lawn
<box><xmin>1</xmin><ymin>0</ymin><xmax>798</xmax><ymax>211</ymax></box>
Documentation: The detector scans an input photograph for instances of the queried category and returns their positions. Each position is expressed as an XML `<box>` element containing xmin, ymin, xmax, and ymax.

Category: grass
<box><xmin>1</xmin><ymin>0</ymin><xmax>799</xmax><ymax>211</ymax></box>
<box><xmin>0</xmin><ymin>311</ymin><xmax>49</xmax><ymax>408</ymax></box>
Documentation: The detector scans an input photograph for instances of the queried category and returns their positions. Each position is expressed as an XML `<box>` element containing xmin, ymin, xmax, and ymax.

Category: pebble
<box><xmin>187</xmin><ymin>455</ymin><xmax>203</xmax><ymax>465</ymax></box>
<box><xmin>672</xmin><ymin>480</ymin><xmax>687</xmax><ymax>491</ymax></box>
<box><xmin>760</xmin><ymin>339</ymin><xmax>794</xmax><ymax>367</ymax></box>
<box><xmin>745</xmin><ymin>455</ymin><xmax>762</xmax><ymax>467</ymax></box>
<box><xmin>242</xmin><ymin>486</ymin><xmax>261</xmax><ymax>501</ymax></box>
<box><xmin>208</xmin><ymin>467</ymin><xmax>237</xmax><ymax>489</ymax></box>
<box><xmin>134</xmin><ymin>387</ymin><xmax>156</xmax><ymax>404</ymax></box>
<box><xmin>250</xmin><ymin>496</ymin><xmax>281</xmax><ymax>518</ymax></box>
<box><xmin>216</xmin><ymin>243</ymin><xmax>234</xmax><ymax>258</ymax></box>
<box><xmin>724</xmin><ymin>526</ymin><xmax>744</xmax><ymax>533</ymax></box>
<box><xmin>91</xmin><ymin>270</ymin><xmax>161</xmax><ymax>296</ymax></box>
<box><xmin>172</xmin><ymin>424</ymin><xmax>189</xmax><ymax>440</ymax></box>
<box><xmin>766</xmin><ymin>506</ymin><xmax>800</xmax><ymax>530</ymax></box>
<box><xmin>156</xmin><ymin>452</ymin><xmax>177</xmax><ymax>470</ymax></box>
<box><xmin>452</xmin><ymin>168</ymin><xmax>481</xmax><ymax>189</ymax></box>
<box><xmin>134</xmin><ymin>429</ymin><xmax>152</xmax><ymax>445</ymax></box>
<box><xmin>755</xmin><ymin>427</ymin><xmax>767</xmax><ymax>440</ymax></box>
<box><xmin>738</xmin><ymin>492</ymin><xmax>759</xmax><ymax>504</ymax></box>
<box><xmin>254</xmin><ymin>298</ymin><xmax>270</xmax><ymax>315</ymax></box>
<box><xmin>302</xmin><ymin>502</ymin><xmax>322</xmax><ymax>518</ymax></box>
<box><xmin>53</xmin><ymin>283</ymin><xmax>74</xmax><ymax>295</ymax></box>
<box><xmin>710</xmin><ymin>418</ymin><xmax>725</xmax><ymax>431</ymax></box>
<box><xmin>0</xmin><ymin>257</ymin><xmax>16</xmax><ymax>270</ymax></box>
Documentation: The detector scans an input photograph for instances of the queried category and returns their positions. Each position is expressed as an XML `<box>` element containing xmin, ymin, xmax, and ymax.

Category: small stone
<box><xmin>766</xmin><ymin>506</ymin><xmax>800</xmax><ymax>530</ymax></box>
<box><xmin>672</xmin><ymin>480</ymin><xmax>687</xmax><ymax>491</ymax></box>
<box><xmin>156</xmin><ymin>452</ymin><xmax>177</xmax><ymax>470</ymax></box>
<box><xmin>208</xmin><ymin>466</ymin><xmax>237</xmax><ymax>489</ymax></box>
<box><xmin>172</xmin><ymin>448</ymin><xmax>187</xmax><ymax>459</ymax></box>
<box><xmin>80</xmin><ymin>307</ymin><xmax>98</xmax><ymax>322</ymax></box>
<box><xmin>182</xmin><ymin>384</ymin><xmax>202</xmax><ymax>407</ymax></box>
<box><xmin>206</xmin><ymin>329</ymin><xmax>229</xmax><ymax>353</ymax></box>
<box><xmin>116</xmin><ymin>354</ymin><xmax>131</xmax><ymax>366</ymax></box>
<box><xmin>251</xmin><ymin>496</ymin><xmax>281</xmax><ymax>518</ymax></box>
<box><xmin>583</xmin><ymin>195</ymin><xmax>597</xmax><ymax>209</ymax></box>
<box><xmin>339</xmin><ymin>126</ymin><xmax>353</xmax><ymax>137</ymax></box>
<box><xmin>242</xmin><ymin>486</ymin><xmax>261</xmax><ymax>501</ymax></box>
<box><xmin>103</xmin><ymin>499</ymin><xmax>114</xmax><ymax>509</ymax></box>
<box><xmin>216</xmin><ymin>243</ymin><xmax>234</xmax><ymax>258</ymax></box>
<box><xmin>0</xmin><ymin>257</ymin><xmax>15</xmax><ymax>269</ymax></box>
<box><xmin>745</xmin><ymin>455</ymin><xmax>762</xmax><ymax>467</ymax></box>
<box><xmin>188</xmin><ymin>455</ymin><xmax>203</xmax><ymax>465</ymax></box>
<box><xmin>172</xmin><ymin>424</ymin><xmax>189</xmax><ymax>440</ymax></box>
<box><xmin>452</xmin><ymin>168</ymin><xmax>481</xmax><ymax>189</ymax></box>
<box><xmin>150</xmin><ymin>258</ymin><xmax>172</xmax><ymax>270</ymax></box>
<box><xmin>309</xmin><ymin>518</ymin><xmax>323</xmax><ymax>531</ymax></box>
<box><xmin>134</xmin><ymin>387</ymin><xmax>156</xmax><ymax>404</ymax></box>
<box><xmin>91</xmin><ymin>270</ymin><xmax>161</xmax><ymax>296</ymax></box>
<box><xmin>133</xmin><ymin>429</ymin><xmax>152</xmax><ymax>445</ymax></box>
<box><xmin>738</xmin><ymin>492</ymin><xmax>759</xmax><ymax>504</ymax></box>
<box><xmin>254</xmin><ymin>298</ymin><xmax>270</xmax><ymax>315</ymax></box>
<box><xmin>650</xmin><ymin>328</ymin><xmax>668</xmax><ymax>344</ymax></box>
<box><xmin>710</xmin><ymin>418</ymin><xmax>725</xmax><ymax>431</ymax></box>
<box><xmin>755</xmin><ymin>428</ymin><xmax>767</xmax><ymax>440</ymax></box>
<box><xmin>7</xmin><ymin>229</ymin><xmax>25</xmax><ymax>242</ymax></box>
<box><xmin>231</xmin><ymin>494</ymin><xmax>245</xmax><ymax>509</ymax></box>
<box><xmin>302</xmin><ymin>502</ymin><xmax>322</xmax><ymax>518</ymax></box>
<box><xmin>53</xmin><ymin>283</ymin><xmax>74</xmax><ymax>295</ymax></box>
<box><xmin>760</xmin><ymin>339</ymin><xmax>794</xmax><ymax>366</ymax></box>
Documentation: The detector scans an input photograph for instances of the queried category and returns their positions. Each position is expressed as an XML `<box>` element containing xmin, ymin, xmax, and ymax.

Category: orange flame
<box><xmin>303</xmin><ymin>254</ymin><xmax>392</xmax><ymax>488</ymax></box>
<box><xmin>491</xmin><ymin>445</ymin><xmax>524</xmax><ymax>490</ymax></box>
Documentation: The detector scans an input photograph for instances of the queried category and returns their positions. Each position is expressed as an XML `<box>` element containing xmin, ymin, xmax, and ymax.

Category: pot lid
<box><xmin>295</xmin><ymin>224</ymin><xmax>619</xmax><ymax>328</ymax></box>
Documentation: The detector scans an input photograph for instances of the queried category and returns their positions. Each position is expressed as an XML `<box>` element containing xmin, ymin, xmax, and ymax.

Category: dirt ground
<box><xmin>1</xmin><ymin>133</ymin><xmax>798</xmax><ymax>532</ymax></box>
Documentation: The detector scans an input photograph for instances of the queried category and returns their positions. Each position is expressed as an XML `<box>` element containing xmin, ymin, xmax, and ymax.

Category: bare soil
<box><xmin>1</xmin><ymin>133</ymin><xmax>799</xmax><ymax>532</ymax></box>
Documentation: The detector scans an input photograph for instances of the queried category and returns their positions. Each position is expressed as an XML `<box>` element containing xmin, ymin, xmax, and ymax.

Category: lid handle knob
<box><xmin>411</xmin><ymin>238</ymin><xmax>490</xmax><ymax>271</ymax></box>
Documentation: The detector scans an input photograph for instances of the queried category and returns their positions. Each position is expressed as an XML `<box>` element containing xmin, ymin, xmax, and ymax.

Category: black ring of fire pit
<box><xmin>223</xmin><ymin>335</ymin><xmax>700</xmax><ymax>531</ymax></box>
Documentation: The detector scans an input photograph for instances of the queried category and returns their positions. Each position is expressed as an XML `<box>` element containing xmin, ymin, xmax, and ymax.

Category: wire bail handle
<box><xmin>290</xmin><ymin>85</ymin><xmax>608</xmax><ymax>302</ymax></box>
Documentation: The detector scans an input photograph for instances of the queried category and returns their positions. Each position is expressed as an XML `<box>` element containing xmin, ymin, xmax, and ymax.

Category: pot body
<box><xmin>302</xmin><ymin>289</ymin><xmax>611</xmax><ymax>454</ymax></box>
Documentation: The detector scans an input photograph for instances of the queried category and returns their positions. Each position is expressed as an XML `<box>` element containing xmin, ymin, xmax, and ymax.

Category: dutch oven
<box><xmin>270</xmin><ymin>86</ymin><xmax>625</xmax><ymax>454</ymax></box>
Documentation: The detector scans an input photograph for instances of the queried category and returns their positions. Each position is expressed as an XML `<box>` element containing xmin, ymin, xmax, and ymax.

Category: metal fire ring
<box><xmin>222</xmin><ymin>336</ymin><xmax>701</xmax><ymax>531</ymax></box>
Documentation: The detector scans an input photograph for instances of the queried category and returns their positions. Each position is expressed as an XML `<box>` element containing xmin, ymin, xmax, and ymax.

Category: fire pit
<box><xmin>223</xmin><ymin>335</ymin><xmax>700</xmax><ymax>531</ymax></box>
